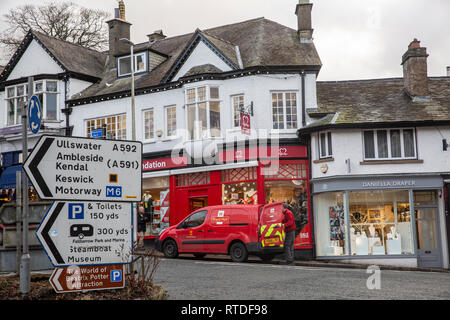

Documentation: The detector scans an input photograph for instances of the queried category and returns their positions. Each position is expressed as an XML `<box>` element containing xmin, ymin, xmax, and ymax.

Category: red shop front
<box><xmin>142</xmin><ymin>145</ymin><xmax>312</xmax><ymax>250</ymax></box>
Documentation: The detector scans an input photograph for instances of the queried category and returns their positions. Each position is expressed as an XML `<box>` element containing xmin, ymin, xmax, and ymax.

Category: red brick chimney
<box><xmin>106</xmin><ymin>0</ymin><xmax>132</xmax><ymax>70</ymax></box>
<box><xmin>401</xmin><ymin>38</ymin><xmax>429</xmax><ymax>99</ymax></box>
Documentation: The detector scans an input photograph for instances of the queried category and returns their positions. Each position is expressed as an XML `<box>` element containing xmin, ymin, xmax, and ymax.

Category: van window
<box><xmin>184</xmin><ymin>210</ymin><xmax>207</xmax><ymax>228</ymax></box>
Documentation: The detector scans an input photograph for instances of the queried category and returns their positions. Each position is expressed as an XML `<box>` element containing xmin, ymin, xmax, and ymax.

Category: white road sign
<box><xmin>23</xmin><ymin>135</ymin><xmax>142</xmax><ymax>202</ymax></box>
<box><xmin>37</xmin><ymin>201</ymin><xmax>133</xmax><ymax>267</ymax></box>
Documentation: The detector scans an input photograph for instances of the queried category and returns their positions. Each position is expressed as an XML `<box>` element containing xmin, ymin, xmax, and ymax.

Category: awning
<box><xmin>0</xmin><ymin>165</ymin><xmax>32</xmax><ymax>189</ymax></box>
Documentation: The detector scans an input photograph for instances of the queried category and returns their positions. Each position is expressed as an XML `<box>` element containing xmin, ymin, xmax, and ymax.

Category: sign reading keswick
<box><xmin>23</xmin><ymin>135</ymin><xmax>142</xmax><ymax>202</ymax></box>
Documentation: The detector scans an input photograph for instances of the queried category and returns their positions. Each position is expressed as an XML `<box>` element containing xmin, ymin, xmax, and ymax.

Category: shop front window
<box><xmin>314</xmin><ymin>192</ymin><xmax>347</xmax><ymax>256</ymax></box>
<box><xmin>142</xmin><ymin>176</ymin><xmax>170</xmax><ymax>236</ymax></box>
<box><xmin>265</xmin><ymin>180</ymin><xmax>309</xmax><ymax>246</ymax></box>
<box><xmin>222</xmin><ymin>167</ymin><xmax>257</xmax><ymax>205</ymax></box>
<box><xmin>348</xmin><ymin>190</ymin><xmax>414</xmax><ymax>255</ymax></box>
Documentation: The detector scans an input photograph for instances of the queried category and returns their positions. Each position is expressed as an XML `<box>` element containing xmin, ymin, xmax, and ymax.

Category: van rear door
<box><xmin>259</xmin><ymin>202</ymin><xmax>285</xmax><ymax>248</ymax></box>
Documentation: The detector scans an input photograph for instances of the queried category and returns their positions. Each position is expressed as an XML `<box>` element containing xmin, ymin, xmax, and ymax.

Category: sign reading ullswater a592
<box><xmin>23</xmin><ymin>135</ymin><xmax>142</xmax><ymax>202</ymax></box>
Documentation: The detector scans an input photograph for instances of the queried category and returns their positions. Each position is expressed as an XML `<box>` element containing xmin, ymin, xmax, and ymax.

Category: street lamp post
<box><xmin>119</xmin><ymin>38</ymin><xmax>136</xmax><ymax>141</ymax></box>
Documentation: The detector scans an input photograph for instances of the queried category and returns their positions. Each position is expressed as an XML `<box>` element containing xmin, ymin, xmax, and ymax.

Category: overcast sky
<box><xmin>1</xmin><ymin>0</ymin><xmax>449</xmax><ymax>81</ymax></box>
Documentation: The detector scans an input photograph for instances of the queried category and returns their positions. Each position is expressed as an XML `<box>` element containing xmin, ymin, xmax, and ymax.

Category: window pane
<box><xmin>210</xmin><ymin>87</ymin><xmax>219</xmax><ymax>99</ymax></box>
<box><xmin>364</xmin><ymin>131</ymin><xmax>375</xmax><ymax>159</ymax></box>
<box><xmin>416</xmin><ymin>218</ymin><xmax>438</xmax><ymax>249</ymax></box>
<box><xmin>46</xmin><ymin>81</ymin><xmax>57</xmax><ymax>92</ymax></box>
<box><xmin>209</xmin><ymin>101</ymin><xmax>220</xmax><ymax>137</ymax></box>
<box><xmin>166</xmin><ymin>106</ymin><xmax>176</xmax><ymax>136</ymax></box>
<box><xmin>119</xmin><ymin>56</ymin><xmax>131</xmax><ymax>75</ymax></box>
<box><xmin>390</xmin><ymin>130</ymin><xmax>401</xmax><ymax>157</ymax></box>
<box><xmin>233</xmin><ymin>95</ymin><xmax>244</xmax><ymax>127</ymax></box>
<box><xmin>349</xmin><ymin>190</ymin><xmax>413</xmax><ymax>255</ymax></box>
<box><xmin>198</xmin><ymin>102</ymin><xmax>207</xmax><ymax>138</ymax></box>
<box><xmin>327</xmin><ymin>132</ymin><xmax>333</xmax><ymax>156</ymax></box>
<box><xmin>7</xmin><ymin>87</ymin><xmax>15</xmax><ymax>98</ymax></box>
<box><xmin>377</xmin><ymin>130</ymin><xmax>388</xmax><ymax>158</ymax></box>
<box><xmin>272</xmin><ymin>93</ymin><xmax>284</xmax><ymax>129</ymax></box>
<box><xmin>35</xmin><ymin>82</ymin><xmax>43</xmax><ymax>93</ymax></box>
<box><xmin>187</xmin><ymin>104</ymin><xmax>196</xmax><ymax>140</ymax></box>
<box><xmin>135</xmin><ymin>54</ymin><xmax>145</xmax><ymax>72</ymax></box>
<box><xmin>403</xmin><ymin>129</ymin><xmax>415</xmax><ymax>157</ymax></box>
<box><xmin>185</xmin><ymin>210</ymin><xmax>207</xmax><ymax>228</ymax></box>
<box><xmin>17</xmin><ymin>85</ymin><xmax>25</xmax><ymax>96</ymax></box>
<box><xmin>285</xmin><ymin>92</ymin><xmax>297</xmax><ymax>129</ymax></box>
<box><xmin>144</xmin><ymin>109</ymin><xmax>154</xmax><ymax>140</ymax></box>
<box><xmin>186</xmin><ymin>89</ymin><xmax>196</xmax><ymax>104</ymax></box>
<box><xmin>197</xmin><ymin>87</ymin><xmax>206</xmax><ymax>101</ymax></box>
<box><xmin>320</xmin><ymin>133</ymin><xmax>326</xmax><ymax>157</ymax></box>
<box><xmin>16</xmin><ymin>97</ymin><xmax>24</xmax><ymax>124</ymax></box>
<box><xmin>7</xmin><ymin>99</ymin><xmax>15</xmax><ymax>125</ymax></box>
<box><xmin>46</xmin><ymin>93</ymin><xmax>57</xmax><ymax>120</ymax></box>
<box><xmin>314</xmin><ymin>192</ymin><xmax>346</xmax><ymax>256</ymax></box>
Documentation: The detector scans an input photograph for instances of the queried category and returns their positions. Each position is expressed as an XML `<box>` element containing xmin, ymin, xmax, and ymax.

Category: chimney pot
<box><xmin>107</xmin><ymin>1</ymin><xmax>132</xmax><ymax>70</ymax></box>
<box><xmin>147</xmin><ymin>30</ymin><xmax>167</xmax><ymax>43</ymax></box>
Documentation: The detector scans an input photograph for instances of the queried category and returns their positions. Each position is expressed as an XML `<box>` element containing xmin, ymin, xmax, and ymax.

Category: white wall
<box><xmin>70</xmin><ymin>73</ymin><xmax>311</xmax><ymax>155</ymax></box>
<box><xmin>7</xmin><ymin>40</ymin><xmax>64</xmax><ymax>81</ymax></box>
<box><xmin>311</xmin><ymin>127</ymin><xmax>450</xmax><ymax>179</ymax></box>
<box><xmin>173</xmin><ymin>40</ymin><xmax>233</xmax><ymax>81</ymax></box>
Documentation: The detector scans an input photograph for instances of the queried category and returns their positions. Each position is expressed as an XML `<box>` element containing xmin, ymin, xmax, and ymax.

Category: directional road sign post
<box><xmin>37</xmin><ymin>201</ymin><xmax>133</xmax><ymax>267</ymax></box>
<box><xmin>23</xmin><ymin>135</ymin><xmax>142</xmax><ymax>202</ymax></box>
<box><xmin>50</xmin><ymin>264</ymin><xmax>125</xmax><ymax>293</ymax></box>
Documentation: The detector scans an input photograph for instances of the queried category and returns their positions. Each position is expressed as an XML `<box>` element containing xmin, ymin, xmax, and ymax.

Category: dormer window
<box><xmin>117</xmin><ymin>52</ymin><xmax>147</xmax><ymax>77</ymax></box>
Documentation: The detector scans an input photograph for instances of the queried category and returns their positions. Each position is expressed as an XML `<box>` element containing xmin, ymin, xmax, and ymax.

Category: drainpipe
<box><xmin>301</xmin><ymin>71</ymin><xmax>306</xmax><ymax>127</ymax></box>
<box><xmin>62</xmin><ymin>75</ymin><xmax>72</xmax><ymax>136</ymax></box>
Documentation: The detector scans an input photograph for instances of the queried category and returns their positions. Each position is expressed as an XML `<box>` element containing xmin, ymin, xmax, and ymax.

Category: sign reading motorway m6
<box><xmin>37</xmin><ymin>201</ymin><xmax>133</xmax><ymax>267</ymax></box>
<box><xmin>23</xmin><ymin>135</ymin><xmax>142</xmax><ymax>202</ymax></box>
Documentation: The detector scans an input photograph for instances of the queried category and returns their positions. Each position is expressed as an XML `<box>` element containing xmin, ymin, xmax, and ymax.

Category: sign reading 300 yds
<box><xmin>37</xmin><ymin>201</ymin><xmax>133</xmax><ymax>267</ymax></box>
<box><xmin>23</xmin><ymin>135</ymin><xmax>142</xmax><ymax>202</ymax></box>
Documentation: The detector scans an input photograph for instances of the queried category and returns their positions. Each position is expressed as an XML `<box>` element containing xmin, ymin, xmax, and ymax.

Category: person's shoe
<box><xmin>286</xmin><ymin>261</ymin><xmax>295</xmax><ymax>266</ymax></box>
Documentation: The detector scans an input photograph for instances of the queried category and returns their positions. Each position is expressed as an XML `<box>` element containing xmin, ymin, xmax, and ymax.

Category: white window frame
<box><xmin>185</xmin><ymin>85</ymin><xmax>221</xmax><ymax>140</ymax></box>
<box><xmin>231</xmin><ymin>94</ymin><xmax>245</xmax><ymax>128</ymax></box>
<box><xmin>34</xmin><ymin>80</ymin><xmax>59</xmax><ymax>121</ymax></box>
<box><xmin>363</xmin><ymin>128</ymin><xmax>417</xmax><ymax>160</ymax></box>
<box><xmin>143</xmin><ymin>108</ymin><xmax>155</xmax><ymax>142</ymax></box>
<box><xmin>270</xmin><ymin>91</ymin><xmax>299</xmax><ymax>131</ymax></box>
<box><xmin>318</xmin><ymin>131</ymin><xmax>333</xmax><ymax>159</ymax></box>
<box><xmin>85</xmin><ymin>113</ymin><xmax>127</xmax><ymax>140</ymax></box>
<box><xmin>117</xmin><ymin>52</ymin><xmax>147</xmax><ymax>77</ymax></box>
<box><xmin>165</xmin><ymin>105</ymin><xmax>177</xmax><ymax>138</ymax></box>
<box><xmin>5</xmin><ymin>83</ymin><xmax>28</xmax><ymax>127</ymax></box>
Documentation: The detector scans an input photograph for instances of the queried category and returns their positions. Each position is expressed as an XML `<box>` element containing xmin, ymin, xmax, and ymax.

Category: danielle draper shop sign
<box><xmin>313</xmin><ymin>176</ymin><xmax>443</xmax><ymax>193</ymax></box>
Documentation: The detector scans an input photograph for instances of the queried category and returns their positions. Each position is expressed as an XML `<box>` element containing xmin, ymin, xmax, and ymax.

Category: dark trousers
<box><xmin>284</xmin><ymin>230</ymin><xmax>295</xmax><ymax>263</ymax></box>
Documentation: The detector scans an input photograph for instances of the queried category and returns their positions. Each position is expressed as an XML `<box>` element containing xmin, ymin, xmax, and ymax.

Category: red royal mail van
<box><xmin>155</xmin><ymin>202</ymin><xmax>286</xmax><ymax>262</ymax></box>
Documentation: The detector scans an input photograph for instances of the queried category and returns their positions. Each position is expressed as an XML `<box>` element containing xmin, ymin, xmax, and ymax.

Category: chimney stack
<box><xmin>295</xmin><ymin>0</ymin><xmax>314</xmax><ymax>43</ymax></box>
<box><xmin>107</xmin><ymin>0</ymin><xmax>132</xmax><ymax>70</ymax></box>
<box><xmin>401</xmin><ymin>38</ymin><xmax>429</xmax><ymax>99</ymax></box>
<box><xmin>147</xmin><ymin>30</ymin><xmax>167</xmax><ymax>43</ymax></box>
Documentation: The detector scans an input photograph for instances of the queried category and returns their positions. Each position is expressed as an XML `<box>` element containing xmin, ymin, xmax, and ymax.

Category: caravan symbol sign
<box><xmin>23</xmin><ymin>135</ymin><xmax>142</xmax><ymax>202</ymax></box>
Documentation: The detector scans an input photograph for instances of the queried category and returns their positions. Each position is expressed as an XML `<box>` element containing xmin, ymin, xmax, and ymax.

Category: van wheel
<box><xmin>229</xmin><ymin>242</ymin><xmax>248</xmax><ymax>263</ymax></box>
<box><xmin>163</xmin><ymin>239</ymin><xmax>179</xmax><ymax>258</ymax></box>
<box><xmin>193</xmin><ymin>253</ymin><xmax>206</xmax><ymax>259</ymax></box>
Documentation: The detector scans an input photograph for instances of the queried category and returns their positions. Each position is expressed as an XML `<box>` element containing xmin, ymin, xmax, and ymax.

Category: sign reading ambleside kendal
<box><xmin>23</xmin><ymin>135</ymin><xmax>142</xmax><ymax>202</ymax></box>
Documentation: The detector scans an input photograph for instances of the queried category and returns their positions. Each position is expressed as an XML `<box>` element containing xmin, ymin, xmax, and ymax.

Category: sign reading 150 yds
<box><xmin>37</xmin><ymin>201</ymin><xmax>133</xmax><ymax>267</ymax></box>
<box><xmin>23</xmin><ymin>135</ymin><xmax>142</xmax><ymax>202</ymax></box>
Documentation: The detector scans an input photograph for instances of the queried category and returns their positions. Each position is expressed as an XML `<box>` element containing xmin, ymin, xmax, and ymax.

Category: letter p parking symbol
<box><xmin>111</xmin><ymin>269</ymin><xmax>122</xmax><ymax>282</ymax></box>
<box><xmin>68</xmin><ymin>203</ymin><xmax>84</xmax><ymax>220</ymax></box>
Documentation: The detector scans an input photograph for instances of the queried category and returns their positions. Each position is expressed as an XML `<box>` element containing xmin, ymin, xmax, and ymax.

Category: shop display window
<box><xmin>222</xmin><ymin>182</ymin><xmax>258</xmax><ymax>205</ymax></box>
<box><xmin>348</xmin><ymin>190</ymin><xmax>414</xmax><ymax>255</ymax></box>
<box><xmin>142</xmin><ymin>176</ymin><xmax>170</xmax><ymax>236</ymax></box>
<box><xmin>265</xmin><ymin>180</ymin><xmax>309</xmax><ymax>245</ymax></box>
<box><xmin>314</xmin><ymin>192</ymin><xmax>347</xmax><ymax>256</ymax></box>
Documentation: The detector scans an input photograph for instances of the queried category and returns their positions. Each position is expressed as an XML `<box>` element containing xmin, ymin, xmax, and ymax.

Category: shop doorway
<box><xmin>444</xmin><ymin>184</ymin><xmax>450</xmax><ymax>262</ymax></box>
<box><xmin>414</xmin><ymin>191</ymin><xmax>442</xmax><ymax>268</ymax></box>
<box><xmin>189</xmin><ymin>197</ymin><xmax>208</xmax><ymax>213</ymax></box>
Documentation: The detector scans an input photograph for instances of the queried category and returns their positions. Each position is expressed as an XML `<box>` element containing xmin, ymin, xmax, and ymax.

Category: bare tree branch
<box><xmin>0</xmin><ymin>1</ymin><xmax>110</xmax><ymax>59</ymax></box>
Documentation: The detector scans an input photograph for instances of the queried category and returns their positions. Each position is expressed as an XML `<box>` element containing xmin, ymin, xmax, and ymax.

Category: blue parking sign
<box><xmin>111</xmin><ymin>269</ymin><xmax>122</xmax><ymax>282</ymax></box>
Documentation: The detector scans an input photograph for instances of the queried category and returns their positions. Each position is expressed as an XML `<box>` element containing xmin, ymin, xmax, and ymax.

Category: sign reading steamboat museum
<box><xmin>23</xmin><ymin>135</ymin><xmax>142</xmax><ymax>202</ymax></box>
<box><xmin>37</xmin><ymin>201</ymin><xmax>133</xmax><ymax>267</ymax></box>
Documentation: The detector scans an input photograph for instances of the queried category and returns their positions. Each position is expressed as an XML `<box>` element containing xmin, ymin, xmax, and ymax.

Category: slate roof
<box><xmin>69</xmin><ymin>17</ymin><xmax>322</xmax><ymax>103</ymax></box>
<box><xmin>301</xmin><ymin>77</ymin><xmax>450</xmax><ymax>133</ymax></box>
<box><xmin>184</xmin><ymin>64</ymin><xmax>224</xmax><ymax>77</ymax></box>
<box><xmin>0</xmin><ymin>30</ymin><xmax>107</xmax><ymax>82</ymax></box>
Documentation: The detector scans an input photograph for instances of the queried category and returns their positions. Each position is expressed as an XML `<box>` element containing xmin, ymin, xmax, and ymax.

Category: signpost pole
<box><xmin>20</xmin><ymin>76</ymin><xmax>33</xmax><ymax>296</ymax></box>
<box><xmin>15</xmin><ymin>171</ymin><xmax>22</xmax><ymax>275</ymax></box>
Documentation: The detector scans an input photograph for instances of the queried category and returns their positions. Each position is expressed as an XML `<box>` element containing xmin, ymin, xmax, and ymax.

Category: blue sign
<box><xmin>90</xmin><ymin>128</ymin><xmax>103</xmax><ymax>139</ymax></box>
<box><xmin>111</xmin><ymin>269</ymin><xmax>122</xmax><ymax>282</ymax></box>
<box><xmin>106</xmin><ymin>186</ymin><xmax>122</xmax><ymax>198</ymax></box>
<box><xmin>68</xmin><ymin>203</ymin><xmax>84</xmax><ymax>220</ymax></box>
<box><xmin>28</xmin><ymin>95</ymin><xmax>42</xmax><ymax>134</ymax></box>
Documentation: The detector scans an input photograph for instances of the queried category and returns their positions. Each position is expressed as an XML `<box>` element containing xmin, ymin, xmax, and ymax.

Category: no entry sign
<box><xmin>50</xmin><ymin>265</ymin><xmax>125</xmax><ymax>293</ymax></box>
<box><xmin>23</xmin><ymin>135</ymin><xmax>142</xmax><ymax>202</ymax></box>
